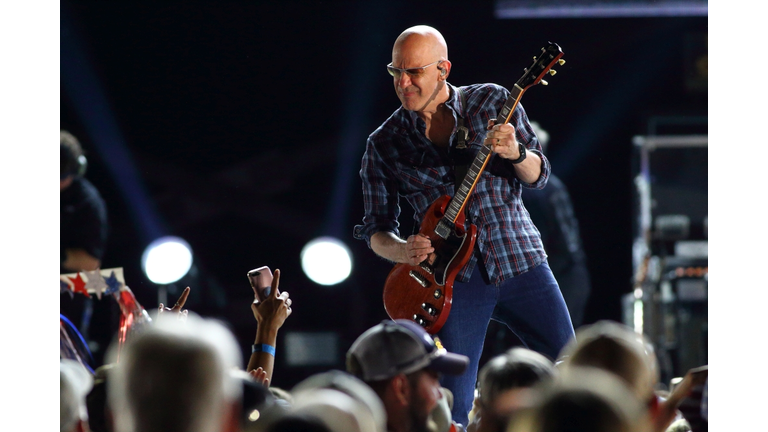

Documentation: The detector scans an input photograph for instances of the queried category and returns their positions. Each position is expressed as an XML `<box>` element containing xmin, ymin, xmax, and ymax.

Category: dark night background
<box><xmin>59</xmin><ymin>1</ymin><xmax>707</xmax><ymax>390</ymax></box>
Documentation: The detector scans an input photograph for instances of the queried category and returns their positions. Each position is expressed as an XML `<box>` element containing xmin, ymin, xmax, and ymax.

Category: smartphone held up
<box><xmin>248</xmin><ymin>266</ymin><xmax>276</xmax><ymax>302</ymax></box>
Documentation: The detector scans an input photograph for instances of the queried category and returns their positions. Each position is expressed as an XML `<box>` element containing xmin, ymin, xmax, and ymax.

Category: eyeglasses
<box><xmin>387</xmin><ymin>60</ymin><xmax>443</xmax><ymax>78</ymax></box>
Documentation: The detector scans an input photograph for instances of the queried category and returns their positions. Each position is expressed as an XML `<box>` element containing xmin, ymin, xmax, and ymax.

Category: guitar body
<box><xmin>383</xmin><ymin>195</ymin><xmax>477</xmax><ymax>334</ymax></box>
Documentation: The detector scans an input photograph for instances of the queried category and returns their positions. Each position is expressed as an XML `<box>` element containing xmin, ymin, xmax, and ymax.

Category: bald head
<box><xmin>393</xmin><ymin>25</ymin><xmax>448</xmax><ymax>61</ymax></box>
<box><xmin>390</xmin><ymin>26</ymin><xmax>452</xmax><ymax>113</ymax></box>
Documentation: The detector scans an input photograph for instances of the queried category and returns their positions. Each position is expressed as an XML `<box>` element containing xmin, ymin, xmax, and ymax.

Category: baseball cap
<box><xmin>347</xmin><ymin>319</ymin><xmax>469</xmax><ymax>381</ymax></box>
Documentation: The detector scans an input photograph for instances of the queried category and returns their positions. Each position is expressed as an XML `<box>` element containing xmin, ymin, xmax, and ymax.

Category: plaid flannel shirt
<box><xmin>353</xmin><ymin>83</ymin><xmax>549</xmax><ymax>284</ymax></box>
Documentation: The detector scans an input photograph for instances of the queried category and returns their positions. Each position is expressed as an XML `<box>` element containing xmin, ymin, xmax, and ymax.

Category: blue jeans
<box><xmin>437</xmin><ymin>261</ymin><xmax>574</xmax><ymax>427</ymax></box>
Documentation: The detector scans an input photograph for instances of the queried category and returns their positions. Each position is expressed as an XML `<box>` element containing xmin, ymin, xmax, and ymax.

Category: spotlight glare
<box><xmin>141</xmin><ymin>236</ymin><xmax>193</xmax><ymax>285</ymax></box>
<box><xmin>301</xmin><ymin>237</ymin><xmax>352</xmax><ymax>286</ymax></box>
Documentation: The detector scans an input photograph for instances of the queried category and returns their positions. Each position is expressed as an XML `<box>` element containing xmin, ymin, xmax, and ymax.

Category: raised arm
<box><xmin>246</xmin><ymin>269</ymin><xmax>292</xmax><ymax>385</ymax></box>
<box><xmin>485</xmin><ymin>121</ymin><xmax>543</xmax><ymax>185</ymax></box>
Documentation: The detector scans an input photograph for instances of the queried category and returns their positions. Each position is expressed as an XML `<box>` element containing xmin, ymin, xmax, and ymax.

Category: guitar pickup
<box><xmin>421</xmin><ymin>303</ymin><xmax>438</xmax><ymax>316</ymax></box>
<box><xmin>434</xmin><ymin>220</ymin><xmax>451</xmax><ymax>240</ymax></box>
<box><xmin>409</xmin><ymin>270</ymin><xmax>429</xmax><ymax>287</ymax></box>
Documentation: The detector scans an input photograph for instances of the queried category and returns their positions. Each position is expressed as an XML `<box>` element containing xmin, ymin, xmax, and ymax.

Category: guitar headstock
<box><xmin>516</xmin><ymin>42</ymin><xmax>564</xmax><ymax>89</ymax></box>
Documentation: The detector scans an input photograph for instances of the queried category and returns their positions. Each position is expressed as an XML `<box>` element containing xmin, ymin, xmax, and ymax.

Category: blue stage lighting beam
<box><xmin>322</xmin><ymin>3</ymin><xmax>392</xmax><ymax>239</ymax></box>
<box><xmin>61</xmin><ymin>5</ymin><xmax>165</xmax><ymax>244</ymax></box>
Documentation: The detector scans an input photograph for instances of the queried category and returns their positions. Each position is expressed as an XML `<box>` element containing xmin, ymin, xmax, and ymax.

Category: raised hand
<box><xmin>249</xmin><ymin>367</ymin><xmax>270</xmax><ymax>387</ymax></box>
<box><xmin>251</xmin><ymin>269</ymin><xmax>292</xmax><ymax>329</ymax></box>
<box><xmin>654</xmin><ymin>366</ymin><xmax>708</xmax><ymax>432</ymax></box>
<box><xmin>158</xmin><ymin>286</ymin><xmax>190</xmax><ymax>320</ymax></box>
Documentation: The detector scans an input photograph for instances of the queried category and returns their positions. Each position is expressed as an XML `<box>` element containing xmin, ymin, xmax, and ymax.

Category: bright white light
<box><xmin>301</xmin><ymin>237</ymin><xmax>352</xmax><ymax>286</ymax></box>
<box><xmin>142</xmin><ymin>236</ymin><xmax>193</xmax><ymax>285</ymax></box>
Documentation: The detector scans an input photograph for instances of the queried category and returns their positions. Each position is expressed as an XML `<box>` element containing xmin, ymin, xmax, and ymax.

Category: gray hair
<box><xmin>107</xmin><ymin>313</ymin><xmax>242</xmax><ymax>432</ymax></box>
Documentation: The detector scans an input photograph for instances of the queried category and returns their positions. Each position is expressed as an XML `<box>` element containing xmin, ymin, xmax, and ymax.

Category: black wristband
<box><xmin>510</xmin><ymin>143</ymin><xmax>527</xmax><ymax>164</ymax></box>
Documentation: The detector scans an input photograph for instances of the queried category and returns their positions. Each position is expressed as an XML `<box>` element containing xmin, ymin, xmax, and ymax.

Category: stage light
<box><xmin>141</xmin><ymin>236</ymin><xmax>193</xmax><ymax>285</ymax></box>
<box><xmin>301</xmin><ymin>237</ymin><xmax>352</xmax><ymax>286</ymax></box>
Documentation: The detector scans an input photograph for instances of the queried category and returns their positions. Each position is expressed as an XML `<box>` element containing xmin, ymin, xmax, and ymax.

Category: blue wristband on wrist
<box><xmin>251</xmin><ymin>343</ymin><xmax>276</xmax><ymax>356</ymax></box>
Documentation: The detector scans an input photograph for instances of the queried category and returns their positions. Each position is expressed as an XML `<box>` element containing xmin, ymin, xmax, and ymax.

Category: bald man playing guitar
<box><xmin>354</xmin><ymin>25</ymin><xmax>575</xmax><ymax>427</ymax></box>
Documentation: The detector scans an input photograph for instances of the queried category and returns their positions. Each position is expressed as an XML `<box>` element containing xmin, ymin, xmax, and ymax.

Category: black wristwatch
<box><xmin>510</xmin><ymin>143</ymin><xmax>527</xmax><ymax>164</ymax></box>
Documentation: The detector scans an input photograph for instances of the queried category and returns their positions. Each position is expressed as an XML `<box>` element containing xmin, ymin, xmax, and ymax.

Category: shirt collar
<box><xmin>445</xmin><ymin>83</ymin><xmax>463</xmax><ymax>116</ymax></box>
<box><xmin>404</xmin><ymin>82</ymin><xmax>462</xmax><ymax>128</ymax></box>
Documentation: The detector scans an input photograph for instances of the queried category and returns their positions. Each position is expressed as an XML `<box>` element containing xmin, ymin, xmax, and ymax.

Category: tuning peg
<box><xmin>540</xmin><ymin>79</ymin><xmax>548</xmax><ymax>86</ymax></box>
<box><xmin>533</xmin><ymin>56</ymin><xmax>537</xmax><ymax>60</ymax></box>
<box><xmin>548</xmin><ymin>69</ymin><xmax>557</xmax><ymax>76</ymax></box>
<box><xmin>558</xmin><ymin>59</ymin><xmax>566</xmax><ymax>65</ymax></box>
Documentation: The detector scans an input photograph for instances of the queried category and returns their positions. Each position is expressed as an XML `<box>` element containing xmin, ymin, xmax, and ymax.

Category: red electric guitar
<box><xmin>382</xmin><ymin>42</ymin><xmax>566</xmax><ymax>334</ymax></box>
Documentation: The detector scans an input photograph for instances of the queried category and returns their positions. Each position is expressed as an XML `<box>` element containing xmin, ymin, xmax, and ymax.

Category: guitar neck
<box><xmin>442</xmin><ymin>85</ymin><xmax>525</xmax><ymax>225</ymax></box>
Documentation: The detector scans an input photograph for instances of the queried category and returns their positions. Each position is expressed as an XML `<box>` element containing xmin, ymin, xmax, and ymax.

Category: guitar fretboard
<box><xmin>441</xmin><ymin>85</ymin><xmax>525</xmax><ymax>228</ymax></box>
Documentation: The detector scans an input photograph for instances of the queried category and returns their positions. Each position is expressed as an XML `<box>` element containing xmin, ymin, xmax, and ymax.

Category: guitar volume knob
<box><xmin>412</xmin><ymin>314</ymin><xmax>428</xmax><ymax>328</ymax></box>
<box><xmin>421</xmin><ymin>303</ymin><xmax>438</xmax><ymax>316</ymax></box>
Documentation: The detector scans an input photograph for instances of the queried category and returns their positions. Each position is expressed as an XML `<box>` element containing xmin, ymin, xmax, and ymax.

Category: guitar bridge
<box><xmin>409</xmin><ymin>270</ymin><xmax>429</xmax><ymax>287</ymax></box>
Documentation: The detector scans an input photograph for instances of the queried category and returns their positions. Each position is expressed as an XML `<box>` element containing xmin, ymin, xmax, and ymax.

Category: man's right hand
<box><xmin>370</xmin><ymin>231</ymin><xmax>435</xmax><ymax>265</ymax></box>
<box><xmin>405</xmin><ymin>233</ymin><xmax>435</xmax><ymax>265</ymax></box>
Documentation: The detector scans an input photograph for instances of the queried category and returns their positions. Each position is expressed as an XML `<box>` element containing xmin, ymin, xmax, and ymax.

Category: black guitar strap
<box><xmin>412</xmin><ymin>88</ymin><xmax>472</xmax><ymax>237</ymax></box>
<box><xmin>453</xmin><ymin>87</ymin><xmax>471</xmax><ymax>207</ymax></box>
<box><xmin>449</xmin><ymin>87</ymin><xmax>476</xmax><ymax>230</ymax></box>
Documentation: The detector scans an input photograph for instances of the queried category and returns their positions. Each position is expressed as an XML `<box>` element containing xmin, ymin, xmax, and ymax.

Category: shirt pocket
<box><xmin>464</xmin><ymin>109</ymin><xmax>495</xmax><ymax>144</ymax></box>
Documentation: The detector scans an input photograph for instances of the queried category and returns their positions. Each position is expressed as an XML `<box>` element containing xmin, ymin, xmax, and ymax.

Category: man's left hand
<box><xmin>484</xmin><ymin>122</ymin><xmax>520</xmax><ymax>160</ymax></box>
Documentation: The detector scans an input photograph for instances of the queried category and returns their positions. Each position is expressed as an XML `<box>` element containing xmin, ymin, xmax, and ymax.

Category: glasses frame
<box><xmin>387</xmin><ymin>60</ymin><xmax>443</xmax><ymax>78</ymax></box>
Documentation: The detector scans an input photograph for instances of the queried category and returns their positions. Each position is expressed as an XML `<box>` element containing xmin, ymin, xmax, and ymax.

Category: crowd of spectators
<box><xmin>61</xmin><ymin>263</ymin><xmax>707</xmax><ymax>432</ymax></box>
<box><xmin>60</xmin><ymin>127</ymin><xmax>707</xmax><ymax>432</ymax></box>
